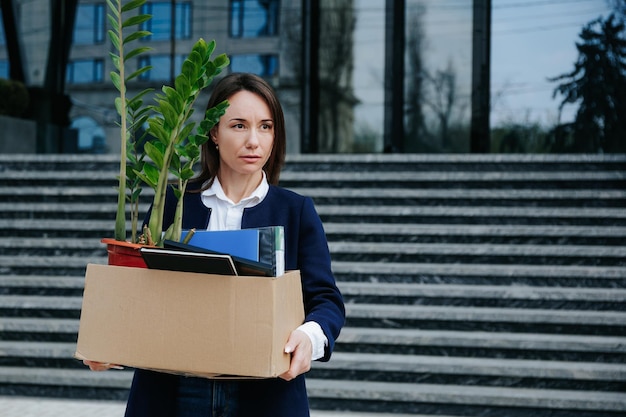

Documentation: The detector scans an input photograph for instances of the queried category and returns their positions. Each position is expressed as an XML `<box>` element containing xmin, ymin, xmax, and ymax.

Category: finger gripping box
<box><xmin>75</xmin><ymin>264</ymin><xmax>304</xmax><ymax>378</ymax></box>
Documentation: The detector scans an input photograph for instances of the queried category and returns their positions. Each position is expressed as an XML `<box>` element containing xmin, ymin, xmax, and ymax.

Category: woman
<box><xmin>85</xmin><ymin>73</ymin><xmax>345</xmax><ymax>417</ymax></box>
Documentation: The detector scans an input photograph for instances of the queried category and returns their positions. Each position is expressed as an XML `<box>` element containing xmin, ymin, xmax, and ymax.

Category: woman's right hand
<box><xmin>83</xmin><ymin>360</ymin><xmax>124</xmax><ymax>371</ymax></box>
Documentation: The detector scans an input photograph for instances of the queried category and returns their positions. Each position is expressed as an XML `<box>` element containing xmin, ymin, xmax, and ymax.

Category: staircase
<box><xmin>0</xmin><ymin>153</ymin><xmax>625</xmax><ymax>417</ymax></box>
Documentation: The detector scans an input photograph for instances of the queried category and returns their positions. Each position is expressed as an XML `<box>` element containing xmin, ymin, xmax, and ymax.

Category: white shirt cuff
<box><xmin>296</xmin><ymin>321</ymin><xmax>328</xmax><ymax>361</ymax></box>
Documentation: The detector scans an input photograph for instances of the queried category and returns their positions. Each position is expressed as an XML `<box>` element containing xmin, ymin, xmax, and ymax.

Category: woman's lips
<box><xmin>240</xmin><ymin>155</ymin><xmax>261</xmax><ymax>162</ymax></box>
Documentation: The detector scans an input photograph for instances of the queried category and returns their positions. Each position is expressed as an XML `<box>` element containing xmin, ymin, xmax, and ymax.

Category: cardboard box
<box><xmin>75</xmin><ymin>264</ymin><xmax>304</xmax><ymax>378</ymax></box>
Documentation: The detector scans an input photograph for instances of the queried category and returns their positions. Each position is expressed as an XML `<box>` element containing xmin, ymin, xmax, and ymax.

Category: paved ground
<box><xmin>0</xmin><ymin>396</ymin><xmax>417</xmax><ymax>417</ymax></box>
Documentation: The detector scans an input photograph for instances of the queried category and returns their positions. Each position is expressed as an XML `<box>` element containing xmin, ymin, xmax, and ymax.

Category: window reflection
<box><xmin>230</xmin><ymin>0</ymin><xmax>280</xmax><ymax>38</ymax></box>
<box><xmin>74</xmin><ymin>4</ymin><xmax>105</xmax><ymax>45</ymax></box>
<box><xmin>142</xmin><ymin>2</ymin><xmax>192</xmax><ymax>41</ymax></box>
<box><xmin>138</xmin><ymin>55</ymin><xmax>186</xmax><ymax>81</ymax></box>
<box><xmin>67</xmin><ymin>59</ymin><xmax>104</xmax><ymax>84</ymax></box>
<box><xmin>404</xmin><ymin>0</ymin><xmax>472</xmax><ymax>152</ymax></box>
<box><xmin>231</xmin><ymin>54</ymin><xmax>278</xmax><ymax>77</ymax></box>
<box><xmin>0</xmin><ymin>61</ymin><xmax>8</xmax><ymax>78</ymax></box>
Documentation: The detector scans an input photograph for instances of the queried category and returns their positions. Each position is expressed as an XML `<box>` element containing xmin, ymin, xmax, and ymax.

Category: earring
<box><xmin>214</xmin><ymin>142</ymin><xmax>219</xmax><ymax>150</ymax></box>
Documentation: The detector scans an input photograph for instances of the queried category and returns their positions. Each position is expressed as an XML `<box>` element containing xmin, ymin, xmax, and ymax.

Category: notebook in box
<box><xmin>140</xmin><ymin>247</ymin><xmax>238</xmax><ymax>276</ymax></box>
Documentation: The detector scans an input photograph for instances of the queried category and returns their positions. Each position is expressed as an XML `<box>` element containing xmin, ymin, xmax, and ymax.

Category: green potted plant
<box><xmin>102</xmin><ymin>0</ymin><xmax>229</xmax><ymax>266</ymax></box>
<box><xmin>100</xmin><ymin>0</ymin><xmax>154</xmax><ymax>266</ymax></box>
<box><xmin>138</xmin><ymin>38</ymin><xmax>229</xmax><ymax>247</ymax></box>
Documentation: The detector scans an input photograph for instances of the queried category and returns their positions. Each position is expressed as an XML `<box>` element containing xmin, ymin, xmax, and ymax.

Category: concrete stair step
<box><xmin>306</xmin><ymin>379</ymin><xmax>626</xmax><ymax>415</ymax></box>
<box><xmin>324</xmin><ymin>223</ymin><xmax>626</xmax><ymax>242</ymax></box>
<box><xmin>337</xmin><ymin>327</ymin><xmax>626</xmax><ymax>355</ymax></box>
<box><xmin>338</xmin><ymin>282</ymin><xmax>626</xmax><ymax>304</ymax></box>
<box><xmin>3</xmin><ymin>222</ymin><xmax>626</xmax><ymax>246</ymax></box>
<box><xmin>332</xmin><ymin>261</ymin><xmax>626</xmax><ymax>286</ymax></box>
<box><xmin>0</xmin><ymin>367</ymin><xmax>624</xmax><ymax>415</ymax></box>
<box><xmin>2</xmin><ymin>238</ymin><xmax>624</xmax><ymax>267</ymax></box>
<box><xmin>3</xmin><ymin>169</ymin><xmax>624</xmax><ymax>182</ymax></box>
<box><xmin>1</xmin><ymin>341</ymin><xmax>622</xmax><ymax>384</ymax></box>
<box><xmin>314</xmin><ymin>352</ymin><xmax>626</xmax><ymax>381</ymax></box>
<box><xmin>330</xmin><ymin>242</ymin><xmax>626</xmax><ymax>266</ymax></box>
<box><xmin>0</xmin><ymin>317</ymin><xmax>78</xmax><ymax>335</ymax></box>
<box><xmin>4</xmin><ymin>186</ymin><xmax>625</xmax><ymax>209</ymax></box>
<box><xmin>2</xmin><ymin>153</ymin><xmax>624</xmax><ymax>172</ymax></box>
<box><xmin>345</xmin><ymin>304</ymin><xmax>626</xmax><ymax>334</ymax></box>
<box><xmin>3</xmin><ymin>203</ymin><xmax>625</xmax><ymax>220</ymax></box>
<box><xmin>0</xmin><ymin>276</ymin><xmax>85</xmax><ymax>290</ymax></box>
<box><xmin>3</xmin><ymin>317</ymin><xmax>625</xmax><ymax>359</ymax></box>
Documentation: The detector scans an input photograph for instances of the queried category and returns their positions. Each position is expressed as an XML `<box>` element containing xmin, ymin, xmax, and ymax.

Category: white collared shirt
<box><xmin>200</xmin><ymin>173</ymin><xmax>327</xmax><ymax>361</ymax></box>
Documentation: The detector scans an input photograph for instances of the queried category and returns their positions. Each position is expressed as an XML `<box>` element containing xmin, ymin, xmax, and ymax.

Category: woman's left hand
<box><xmin>279</xmin><ymin>329</ymin><xmax>312</xmax><ymax>381</ymax></box>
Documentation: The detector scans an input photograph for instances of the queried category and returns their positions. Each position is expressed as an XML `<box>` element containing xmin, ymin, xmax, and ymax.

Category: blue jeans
<box><xmin>175</xmin><ymin>376</ymin><xmax>240</xmax><ymax>417</ymax></box>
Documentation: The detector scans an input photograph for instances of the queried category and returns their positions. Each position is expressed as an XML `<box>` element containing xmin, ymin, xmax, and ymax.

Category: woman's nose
<box><xmin>246</xmin><ymin>129</ymin><xmax>260</xmax><ymax>148</ymax></box>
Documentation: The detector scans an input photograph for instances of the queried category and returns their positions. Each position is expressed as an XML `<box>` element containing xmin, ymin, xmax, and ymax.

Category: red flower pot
<box><xmin>101</xmin><ymin>238</ymin><xmax>148</xmax><ymax>268</ymax></box>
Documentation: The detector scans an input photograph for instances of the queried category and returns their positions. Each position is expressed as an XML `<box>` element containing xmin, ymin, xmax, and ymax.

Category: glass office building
<box><xmin>0</xmin><ymin>1</ymin><xmax>613</xmax><ymax>154</ymax></box>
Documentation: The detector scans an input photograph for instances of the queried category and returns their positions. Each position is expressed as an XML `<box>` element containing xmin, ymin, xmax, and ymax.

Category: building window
<box><xmin>74</xmin><ymin>3</ymin><xmax>105</xmax><ymax>45</ymax></box>
<box><xmin>67</xmin><ymin>59</ymin><xmax>104</xmax><ymax>84</ymax></box>
<box><xmin>230</xmin><ymin>54</ymin><xmax>278</xmax><ymax>77</ymax></box>
<box><xmin>0</xmin><ymin>61</ymin><xmax>8</xmax><ymax>78</ymax></box>
<box><xmin>230</xmin><ymin>0</ymin><xmax>279</xmax><ymax>38</ymax></box>
<box><xmin>141</xmin><ymin>2</ymin><xmax>192</xmax><ymax>41</ymax></box>
<box><xmin>138</xmin><ymin>55</ymin><xmax>186</xmax><ymax>81</ymax></box>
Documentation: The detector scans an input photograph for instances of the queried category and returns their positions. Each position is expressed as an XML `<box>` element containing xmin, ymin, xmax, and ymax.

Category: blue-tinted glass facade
<box><xmin>138</xmin><ymin>55</ymin><xmax>186</xmax><ymax>81</ymax></box>
<box><xmin>231</xmin><ymin>54</ymin><xmax>278</xmax><ymax>77</ymax></box>
<box><xmin>67</xmin><ymin>59</ymin><xmax>104</xmax><ymax>84</ymax></box>
<box><xmin>230</xmin><ymin>0</ymin><xmax>279</xmax><ymax>38</ymax></box>
<box><xmin>141</xmin><ymin>2</ymin><xmax>192</xmax><ymax>41</ymax></box>
<box><xmin>0</xmin><ymin>61</ymin><xmax>8</xmax><ymax>78</ymax></box>
<box><xmin>74</xmin><ymin>4</ymin><xmax>105</xmax><ymax>45</ymax></box>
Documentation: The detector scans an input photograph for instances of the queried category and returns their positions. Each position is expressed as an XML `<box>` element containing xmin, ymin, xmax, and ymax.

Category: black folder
<box><xmin>140</xmin><ymin>247</ymin><xmax>238</xmax><ymax>276</ymax></box>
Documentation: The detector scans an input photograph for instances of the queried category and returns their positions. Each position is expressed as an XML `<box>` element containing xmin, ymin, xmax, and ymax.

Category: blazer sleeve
<box><xmin>296</xmin><ymin>196</ymin><xmax>345</xmax><ymax>362</ymax></box>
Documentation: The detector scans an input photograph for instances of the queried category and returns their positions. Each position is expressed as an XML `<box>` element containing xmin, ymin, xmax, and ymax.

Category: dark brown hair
<box><xmin>194</xmin><ymin>73</ymin><xmax>286</xmax><ymax>188</ymax></box>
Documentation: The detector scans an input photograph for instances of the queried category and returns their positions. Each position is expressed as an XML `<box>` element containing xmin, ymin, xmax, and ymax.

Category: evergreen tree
<box><xmin>550</xmin><ymin>14</ymin><xmax>626</xmax><ymax>152</ymax></box>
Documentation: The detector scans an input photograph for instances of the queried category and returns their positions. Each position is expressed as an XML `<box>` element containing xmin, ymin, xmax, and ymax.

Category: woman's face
<box><xmin>213</xmin><ymin>90</ymin><xmax>274</xmax><ymax>182</ymax></box>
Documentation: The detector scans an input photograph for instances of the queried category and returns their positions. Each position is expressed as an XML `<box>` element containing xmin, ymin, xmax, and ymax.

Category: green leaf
<box><xmin>124</xmin><ymin>30</ymin><xmax>151</xmax><ymax>44</ymax></box>
<box><xmin>121</xmin><ymin>0</ymin><xmax>147</xmax><ymax>13</ymax></box>
<box><xmin>147</xmin><ymin>118</ymin><xmax>168</xmax><ymax>142</ymax></box>
<box><xmin>114</xmin><ymin>97</ymin><xmax>123</xmax><ymax>116</ymax></box>
<box><xmin>107</xmin><ymin>30</ymin><xmax>120</xmax><ymax>51</ymax></box>
<box><xmin>126</xmin><ymin>65</ymin><xmax>152</xmax><ymax>82</ymax></box>
<box><xmin>143</xmin><ymin>142</ymin><xmax>164</xmax><ymax>169</ymax></box>
<box><xmin>122</xmin><ymin>14</ymin><xmax>151</xmax><ymax>29</ymax></box>
<box><xmin>174</xmin><ymin>74</ymin><xmax>191</xmax><ymax>100</ymax></box>
<box><xmin>180</xmin><ymin>167</ymin><xmax>196</xmax><ymax>180</ymax></box>
<box><xmin>157</xmin><ymin>100</ymin><xmax>179</xmax><ymax>130</ymax></box>
<box><xmin>214</xmin><ymin>53</ymin><xmax>230</xmax><ymax>69</ymax></box>
<box><xmin>171</xmin><ymin>187</ymin><xmax>182</xmax><ymax>200</ymax></box>
<box><xmin>178</xmin><ymin>123</ymin><xmax>195</xmax><ymax>142</ymax></box>
<box><xmin>106</xmin><ymin>15</ymin><xmax>119</xmax><ymax>33</ymax></box>
<box><xmin>125</xmin><ymin>46</ymin><xmax>152</xmax><ymax>61</ymax></box>
<box><xmin>109</xmin><ymin>52</ymin><xmax>121</xmax><ymax>71</ymax></box>
<box><xmin>162</xmin><ymin>86</ymin><xmax>183</xmax><ymax>113</ymax></box>
<box><xmin>169</xmin><ymin>153</ymin><xmax>181</xmax><ymax>173</ymax></box>
<box><xmin>110</xmin><ymin>72</ymin><xmax>122</xmax><ymax>91</ymax></box>
<box><xmin>185</xmin><ymin>142</ymin><xmax>201</xmax><ymax>159</ymax></box>
<box><xmin>206</xmin><ymin>39</ymin><xmax>216</xmax><ymax>57</ymax></box>
<box><xmin>106</xmin><ymin>0</ymin><xmax>119</xmax><ymax>18</ymax></box>
<box><xmin>181</xmin><ymin>58</ymin><xmax>196</xmax><ymax>82</ymax></box>
<box><xmin>128</xmin><ymin>88</ymin><xmax>153</xmax><ymax>110</ymax></box>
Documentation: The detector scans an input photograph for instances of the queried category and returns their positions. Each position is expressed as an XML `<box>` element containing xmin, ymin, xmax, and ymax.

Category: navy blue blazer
<box><xmin>124</xmin><ymin>182</ymin><xmax>345</xmax><ymax>417</ymax></box>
